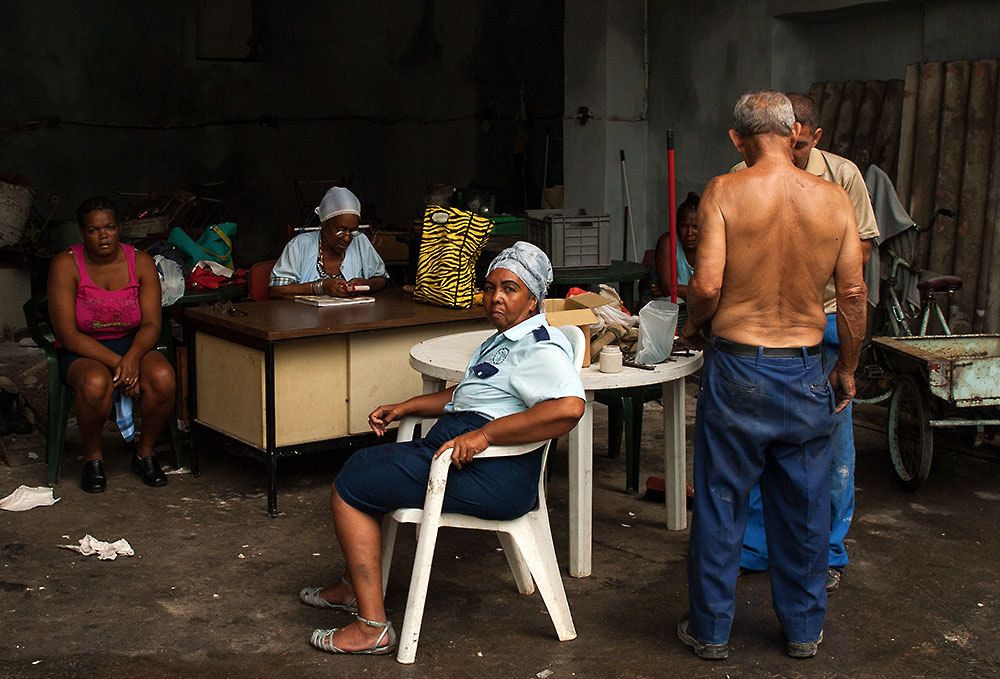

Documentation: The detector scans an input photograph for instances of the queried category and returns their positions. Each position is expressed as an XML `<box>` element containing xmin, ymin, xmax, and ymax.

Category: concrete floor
<box><xmin>2</xmin><ymin>343</ymin><xmax>1000</xmax><ymax>678</ymax></box>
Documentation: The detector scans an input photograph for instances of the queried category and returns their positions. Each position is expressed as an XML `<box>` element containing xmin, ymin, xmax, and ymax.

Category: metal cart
<box><xmin>872</xmin><ymin>334</ymin><xmax>1000</xmax><ymax>489</ymax></box>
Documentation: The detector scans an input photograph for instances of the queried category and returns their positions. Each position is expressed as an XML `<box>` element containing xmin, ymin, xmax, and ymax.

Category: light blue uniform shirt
<box><xmin>445</xmin><ymin>314</ymin><xmax>585</xmax><ymax>421</ymax></box>
<box><xmin>269</xmin><ymin>231</ymin><xmax>388</xmax><ymax>287</ymax></box>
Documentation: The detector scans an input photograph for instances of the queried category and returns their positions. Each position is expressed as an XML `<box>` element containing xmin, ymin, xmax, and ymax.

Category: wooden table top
<box><xmin>184</xmin><ymin>289</ymin><xmax>487</xmax><ymax>341</ymax></box>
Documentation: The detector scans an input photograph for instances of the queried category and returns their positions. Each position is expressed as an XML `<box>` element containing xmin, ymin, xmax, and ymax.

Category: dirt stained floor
<box><xmin>2</xmin><ymin>342</ymin><xmax>1000</xmax><ymax>678</ymax></box>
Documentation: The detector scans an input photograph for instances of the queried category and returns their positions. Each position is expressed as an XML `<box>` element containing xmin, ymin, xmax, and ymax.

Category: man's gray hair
<box><xmin>733</xmin><ymin>91</ymin><xmax>795</xmax><ymax>138</ymax></box>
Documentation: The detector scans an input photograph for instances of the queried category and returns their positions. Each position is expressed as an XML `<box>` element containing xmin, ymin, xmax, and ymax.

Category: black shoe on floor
<box><xmin>81</xmin><ymin>459</ymin><xmax>107</xmax><ymax>493</ymax></box>
<box><xmin>132</xmin><ymin>454</ymin><xmax>168</xmax><ymax>487</ymax></box>
<box><xmin>786</xmin><ymin>630</ymin><xmax>823</xmax><ymax>659</ymax></box>
<box><xmin>676</xmin><ymin>615</ymin><xmax>729</xmax><ymax>660</ymax></box>
<box><xmin>826</xmin><ymin>567</ymin><xmax>843</xmax><ymax>593</ymax></box>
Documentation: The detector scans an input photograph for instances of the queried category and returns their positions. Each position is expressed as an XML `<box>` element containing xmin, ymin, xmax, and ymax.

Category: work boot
<box><xmin>786</xmin><ymin>630</ymin><xmax>823</xmax><ymax>659</ymax></box>
<box><xmin>676</xmin><ymin>615</ymin><xmax>729</xmax><ymax>660</ymax></box>
<box><xmin>826</xmin><ymin>567</ymin><xmax>843</xmax><ymax>593</ymax></box>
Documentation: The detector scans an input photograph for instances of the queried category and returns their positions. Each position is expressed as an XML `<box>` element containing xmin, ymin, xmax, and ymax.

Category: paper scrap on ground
<box><xmin>0</xmin><ymin>486</ymin><xmax>59</xmax><ymax>512</ymax></box>
<box><xmin>59</xmin><ymin>535</ymin><xmax>134</xmax><ymax>560</ymax></box>
<box><xmin>164</xmin><ymin>466</ymin><xmax>191</xmax><ymax>475</ymax></box>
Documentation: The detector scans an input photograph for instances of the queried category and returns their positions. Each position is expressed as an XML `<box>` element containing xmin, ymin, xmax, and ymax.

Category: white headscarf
<box><xmin>315</xmin><ymin>187</ymin><xmax>361</xmax><ymax>222</ymax></box>
<box><xmin>487</xmin><ymin>241</ymin><xmax>553</xmax><ymax>304</ymax></box>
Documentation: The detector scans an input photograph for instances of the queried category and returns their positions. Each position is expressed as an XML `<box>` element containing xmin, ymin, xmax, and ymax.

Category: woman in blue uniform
<box><xmin>268</xmin><ymin>186</ymin><xmax>388</xmax><ymax>298</ymax></box>
<box><xmin>300</xmin><ymin>242</ymin><xmax>586</xmax><ymax>655</ymax></box>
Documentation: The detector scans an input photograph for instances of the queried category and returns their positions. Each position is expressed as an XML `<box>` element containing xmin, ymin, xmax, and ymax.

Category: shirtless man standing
<box><xmin>676</xmin><ymin>91</ymin><xmax>867</xmax><ymax>660</ymax></box>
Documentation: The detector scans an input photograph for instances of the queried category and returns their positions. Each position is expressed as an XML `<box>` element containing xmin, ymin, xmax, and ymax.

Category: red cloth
<box><xmin>187</xmin><ymin>268</ymin><xmax>247</xmax><ymax>290</ymax></box>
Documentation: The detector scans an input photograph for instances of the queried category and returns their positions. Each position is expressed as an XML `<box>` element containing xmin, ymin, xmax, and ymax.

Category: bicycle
<box><xmin>854</xmin><ymin>208</ymin><xmax>959</xmax><ymax>405</ymax></box>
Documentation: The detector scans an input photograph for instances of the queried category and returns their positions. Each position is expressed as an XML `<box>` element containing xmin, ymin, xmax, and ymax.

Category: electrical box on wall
<box><xmin>196</xmin><ymin>0</ymin><xmax>258</xmax><ymax>61</ymax></box>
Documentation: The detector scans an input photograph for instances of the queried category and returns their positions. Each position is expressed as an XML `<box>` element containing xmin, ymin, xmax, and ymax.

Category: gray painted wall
<box><xmin>639</xmin><ymin>0</ymin><xmax>1000</xmax><ymax>258</ymax></box>
<box><xmin>1</xmin><ymin>1</ymin><xmax>563</xmax><ymax>263</ymax></box>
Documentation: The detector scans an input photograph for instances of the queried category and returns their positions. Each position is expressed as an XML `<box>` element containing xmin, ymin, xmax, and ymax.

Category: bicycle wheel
<box><xmin>887</xmin><ymin>375</ymin><xmax>933</xmax><ymax>490</ymax></box>
<box><xmin>854</xmin><ymin>341</ymin><xmax>893</xmax><ymax>404</ymax></box>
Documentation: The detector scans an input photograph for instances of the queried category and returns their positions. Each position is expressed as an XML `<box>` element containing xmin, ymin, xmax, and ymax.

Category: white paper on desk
<box><xmin>0</xmin><ymin>486</ymin><xmax>60</xmax><ymax>512</ymax></box>
<box><xmin>59</xmin><ymin>535</ymin><xmax>134</xmax><ymax>560</ymax></box>
<box><xmin>193</xmin><ymin>260</ymin><xmax>234</xmax><ymax>277</ymax></box>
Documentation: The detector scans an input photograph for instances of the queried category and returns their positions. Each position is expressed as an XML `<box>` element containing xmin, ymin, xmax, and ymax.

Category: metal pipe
<box><xmin>929</xmin><ymin>419</ymin><xmax>1000</xmax><ymax>427</ymax></box>
<box><xmin>667</xmin><ymin>131</ymin><xmax>677</xmax><ymax>303</ymax></box>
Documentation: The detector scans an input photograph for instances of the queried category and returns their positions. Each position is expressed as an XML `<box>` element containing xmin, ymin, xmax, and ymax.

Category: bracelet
<box><xmin>313</xmin><ymin>280</ymin><xmax>324</xmax><ymax>295</ymax></box>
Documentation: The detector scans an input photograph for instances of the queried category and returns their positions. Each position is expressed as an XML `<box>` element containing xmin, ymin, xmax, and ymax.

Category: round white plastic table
<box><xmin>410</xmin><ymin>329</ymin><xmax>703</xmax><ymax>578</ymax></box>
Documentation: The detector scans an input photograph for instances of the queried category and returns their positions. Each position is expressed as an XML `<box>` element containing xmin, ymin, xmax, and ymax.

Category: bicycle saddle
<box><xmin>917</xmin><ymin>274</ymin><xmax>963</xmax><ymax>296</ymax></box>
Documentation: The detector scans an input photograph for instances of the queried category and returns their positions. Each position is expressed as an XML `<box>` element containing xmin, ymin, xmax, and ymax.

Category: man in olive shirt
<box><xmin>733</xmin><ymin>93</ymin><xmax>879</xmax><ymax>593</ymax></box>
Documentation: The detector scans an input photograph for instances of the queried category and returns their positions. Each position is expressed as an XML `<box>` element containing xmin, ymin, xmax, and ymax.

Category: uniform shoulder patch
<box><xmin>532</xmin><ymin>326</ymin><xmax>550</xmax><ymax>341</ymax></box>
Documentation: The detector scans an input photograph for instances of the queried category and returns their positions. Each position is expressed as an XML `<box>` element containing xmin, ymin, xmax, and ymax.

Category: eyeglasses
<box><xmin>212</xmin><ymin>301</ymin><xmax>248</xmax><ymax>316</ymax></box>
<box><xmin>332</xmin><ymin>229</ymin><xmax>363</xmax><ymax>238</ymax></box>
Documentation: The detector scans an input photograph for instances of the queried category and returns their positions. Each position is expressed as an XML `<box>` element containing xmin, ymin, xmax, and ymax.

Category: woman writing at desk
<box><xmin>299</xmin><ymin>242</ymin><xmax>585</xmax><ymax>656</ymax></box>
<box><xmin>268</xmin><ymin>187</ymin><xmax>389</xmax><ymax>298</ymax></box>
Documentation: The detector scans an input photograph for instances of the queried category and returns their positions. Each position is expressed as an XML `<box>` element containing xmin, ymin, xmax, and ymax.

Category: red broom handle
<box><xmin>667</xmin><ymin>130</ymin><xmax>677</xmax><ymax>303</ymax></box>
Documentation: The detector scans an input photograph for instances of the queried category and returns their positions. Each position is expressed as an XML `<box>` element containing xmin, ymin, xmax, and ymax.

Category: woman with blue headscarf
<box><xmin>269</xmin><ymin>187</ymin><xmax>389</xmax><ymax>298</ymax></box>
<box><xmin>299</xmin><ymin>241</ymin><xmax>585</xmax><ymax>656</ymax></box>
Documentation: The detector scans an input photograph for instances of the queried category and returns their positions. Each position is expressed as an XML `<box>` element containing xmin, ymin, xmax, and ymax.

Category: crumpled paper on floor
<box><xmin>59</xmin><ymin>535</ymin><xmax>134</xmax><ymax>560</ymax></box>
<box><xmin>0</xmin><ymin>485</ymin><xmax>59</xmax><ymax>512</ymax></box>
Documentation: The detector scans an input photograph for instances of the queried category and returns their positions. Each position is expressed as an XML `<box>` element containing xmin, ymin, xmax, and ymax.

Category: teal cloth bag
<box><xmin>167</xmin><ymin>222</ymin><xmax>237</xmax><ymax>269</ymax></box>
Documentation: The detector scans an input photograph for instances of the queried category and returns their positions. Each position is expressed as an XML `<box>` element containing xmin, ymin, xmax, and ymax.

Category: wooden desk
<box><xmin>410</xmin><ymin>329</ymin><xmax>702</xmax><ymax>578</ymax></box>
<box><xmin>184</xmin><ymin>290</ymin><xmax>489</xmax><ymax>515</ymax></box>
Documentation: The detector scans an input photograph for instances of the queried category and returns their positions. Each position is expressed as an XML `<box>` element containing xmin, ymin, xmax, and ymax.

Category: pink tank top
<box><xmin>70</xmin><ymin>244</ymin><xmax>142</xmax><ymax>340</ymax></box>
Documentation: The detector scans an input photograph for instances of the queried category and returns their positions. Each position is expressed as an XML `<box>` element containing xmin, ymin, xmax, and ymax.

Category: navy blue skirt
<box><xmin>57</xmin><ymin>335</ymin><xmax>134</xmax><ymax>385</ymax></box>
<box><xmin>335</xmin><ymin>412</ymin><xmax>544</xmax><ymax>521</ymax></box>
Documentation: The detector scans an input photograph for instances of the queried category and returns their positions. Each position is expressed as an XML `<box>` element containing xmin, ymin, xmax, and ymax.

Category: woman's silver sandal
<box><xmin>299</xmin><ymin>578</ymin><xmax>358</xmax><ymax>613</ymax></box>
<box><xmin>310</xmin><ymin>615</ymin><xmax>397</xmax><ymax>655</ymax></box>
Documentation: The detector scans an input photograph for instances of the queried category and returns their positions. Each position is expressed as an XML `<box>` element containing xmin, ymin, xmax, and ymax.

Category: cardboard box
<box><xmin>544</xmin><ymin>294</ymin><xmax>609</xmax><ymax>366</ymax></box>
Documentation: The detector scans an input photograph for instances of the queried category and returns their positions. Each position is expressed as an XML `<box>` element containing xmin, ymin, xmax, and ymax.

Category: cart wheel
<box><xmin>854</xmin><ymin>342</ymin><xmax>892</xmax><ymax>404</ymax></box>
<box><xmin>887</xmin><ymin>375</ymin><xmax>933</xmax><ymax>490</ymax></box>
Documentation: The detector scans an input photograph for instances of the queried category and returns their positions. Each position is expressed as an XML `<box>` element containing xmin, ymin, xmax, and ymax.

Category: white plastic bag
<box><xmin>154</xmin><ymin>255</ymin><xmax>185</xmax><ymax>307</ymax></box>
<box><xmin>634</xmin><ymin>299</ymin><xmax>679</xmax><ymax>365</ymax></box>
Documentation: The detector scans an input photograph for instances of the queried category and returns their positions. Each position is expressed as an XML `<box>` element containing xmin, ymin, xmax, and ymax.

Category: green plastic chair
<box><xmin>598</xmin><ymin>304</ymin><xmax>688</xmax><ymax>493</ymax></box>
<box><xmin>22</xmin><ymin>293</ymin><xmax>183</xmax><ymax>486</ymax></box>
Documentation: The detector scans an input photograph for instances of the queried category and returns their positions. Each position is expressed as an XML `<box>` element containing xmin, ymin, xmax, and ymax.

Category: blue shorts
<box><xmin>335</xmin><ymin>412</ymin><xmax>544</xmax><ymax>521</ymax></box>
<box><xmin>57</xmin><ymin>335</ymin><xmax>134</xmax><ymax>385</ymax></box>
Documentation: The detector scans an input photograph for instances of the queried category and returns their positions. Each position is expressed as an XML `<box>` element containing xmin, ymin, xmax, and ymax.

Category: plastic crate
<box><xmin>525</xmin><ymin>209</ymin><xmax>611</xmax><ymax>269</ymax></box>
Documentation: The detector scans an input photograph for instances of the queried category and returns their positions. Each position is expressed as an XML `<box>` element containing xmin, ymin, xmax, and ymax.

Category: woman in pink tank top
<box><xmin>48</xmin><ymin>197</ymin><xmax>177</xmax><ymax>493</ymax></box>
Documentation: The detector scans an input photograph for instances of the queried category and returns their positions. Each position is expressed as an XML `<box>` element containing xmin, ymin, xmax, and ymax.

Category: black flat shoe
<box><xmin>132</xmin><ymin>454</ymin><xmax>167</xmax><ymax>487</ymax></box>
<box><xmin>82</xmin><ymin>459</ymin><xmax>107</xmax><ymax>493</ymax></box>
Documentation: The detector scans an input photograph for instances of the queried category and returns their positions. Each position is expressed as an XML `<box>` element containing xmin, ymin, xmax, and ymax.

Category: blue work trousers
<box><xmin>741</xmin><ymin>314</ymin><xmax>855</xmax><ymax>570</ymax></box>
<box><xmin>687</xmin><ymin>338</ymin><xmax>835</xmax><ymax>645</ymax></box>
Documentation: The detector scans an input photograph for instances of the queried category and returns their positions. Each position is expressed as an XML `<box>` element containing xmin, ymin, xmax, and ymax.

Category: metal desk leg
<box><xmin>662</xmin><ymin>377</ymin><xmax>687</xmax><ymax>530</ymax></box>
<box><xmin>265</xmin><ymin>343</ymin><xmax>278</xmax><ymax>517</ymax></box>
<box><xmin>568</xmin><ymin>390</ymin><xmax>594</xmax><ymax>577</ymax></box>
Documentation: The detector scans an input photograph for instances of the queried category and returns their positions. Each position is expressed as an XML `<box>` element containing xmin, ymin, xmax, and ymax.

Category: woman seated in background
<box><xmin>48</xmin><ymin>197</ymin><xmax>176</xmax><ymax>493</ymax></box>
<box><xmin>299</xmin><ymin>242</ymin><xmax>586</xmax><ymax>656</ymax></box>
<box><xmin>652</xmin><ymin>191</ymin><xmax>699</xmax><ymax>301</ymax></box>
<box><xmin>268</xmin><ymin>187</ymin><xmax>389</xmax><ymax>298</ymax></box>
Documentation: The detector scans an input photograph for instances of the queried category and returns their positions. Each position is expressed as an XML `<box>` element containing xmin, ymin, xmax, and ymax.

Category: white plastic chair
<box><xmin>382</xmin><ymin>324</ymin><xmax>586</xmax><ymax>664</ymax></box>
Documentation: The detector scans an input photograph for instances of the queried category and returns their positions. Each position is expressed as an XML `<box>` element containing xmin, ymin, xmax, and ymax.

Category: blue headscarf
<box><xmin>487</xmin><ymin>241</ymin><xmax>553</xmax><ymax>304</ymax></box>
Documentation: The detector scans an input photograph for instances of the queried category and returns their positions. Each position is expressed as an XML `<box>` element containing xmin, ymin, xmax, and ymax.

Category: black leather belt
<box><xmin>714</xmin><ymin>337</ymin><xmax>821</xmax><ymax>357</ymax></box>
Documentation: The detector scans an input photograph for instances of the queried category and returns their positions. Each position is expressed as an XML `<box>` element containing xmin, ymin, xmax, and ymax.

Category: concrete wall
<box><xmin>0</xmin><ymin>1</ymin><xmax>563</xmax><ymax>264</ymax></box>
<box><xmin>563</xmin><ymin>0</ymin><xmax>649</xmax><ymax>262</ymax></box>
<box><xmin>639</xmin><ymin>0</ymin><xmax>1000</xmax><ymax>258</ymax></box>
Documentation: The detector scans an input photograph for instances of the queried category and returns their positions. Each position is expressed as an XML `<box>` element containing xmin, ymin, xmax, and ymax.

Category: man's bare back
<box><xmin>699</xmin><ymin>157</ymin><xmax>859</xmax><ymax>347</ymax></box>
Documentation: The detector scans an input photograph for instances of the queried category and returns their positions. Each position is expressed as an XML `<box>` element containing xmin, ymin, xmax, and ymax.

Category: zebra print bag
<box><xmin>413</xmin><ymin>206</ymin><xmax>492</xmax><ymax>308</ymax></box>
